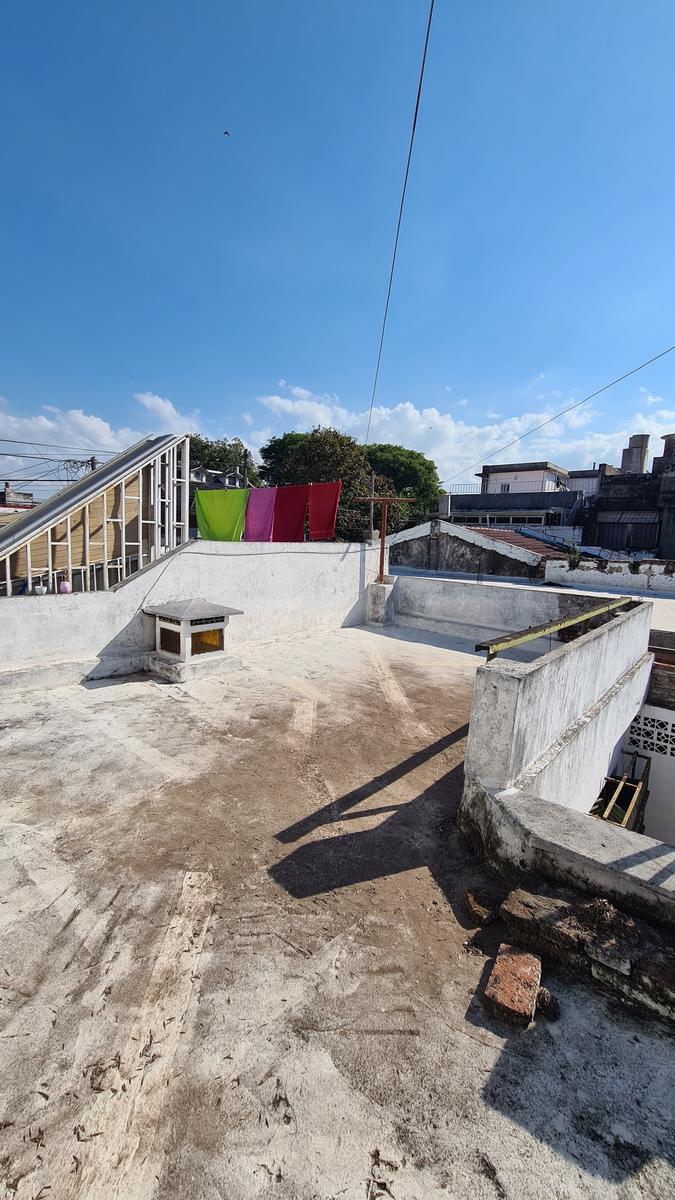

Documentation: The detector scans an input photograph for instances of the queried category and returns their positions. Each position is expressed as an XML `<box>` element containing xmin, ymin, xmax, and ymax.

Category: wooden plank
<box><xmin>602</xmin><ymin>773</ymin><xmax>629</xmax><ymax>821</ymax></box>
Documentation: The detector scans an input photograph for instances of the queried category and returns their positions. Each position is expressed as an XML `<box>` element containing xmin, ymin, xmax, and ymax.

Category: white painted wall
<box><xmin>463</xmin><ymin>602</ymin><xmax>653</xmax><ymax>813</ymax></box>
<box><xmin>390</xmin><ymin>574</ymin><xmax>591</xmax><ymax>643</ymax></box>
<box><xmin>546</xmin><ymin>558</ymin><xmax>675</xmax><ymax>594</ymax></box>
<box><xmin>623</xmin><ymin>702</ymin><xmax>675</xmax><ymax>844</ymax></box>
<box><xmin>0</xmin><ymin>541</ymin><xmax>382</xmax><ymax>674</ymax></box>
<box><xmin>484</xmin><ymin>468</ymin><xmax>563</xmax><ymax>494</ymax></box>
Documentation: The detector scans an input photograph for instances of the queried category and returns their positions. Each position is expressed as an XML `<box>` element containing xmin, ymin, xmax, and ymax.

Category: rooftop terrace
<box><xmin>1</xmin><ymin>624</ymin><xmax>673</xmax><ymax>1199</ymax></box>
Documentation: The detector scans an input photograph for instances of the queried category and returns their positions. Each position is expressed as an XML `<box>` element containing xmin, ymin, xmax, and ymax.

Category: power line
<box><xmin>0</xmin><ymin>436</ymin><xmax>116</xmax><ymax>453</ymax></box>
<box><xmin>0</xmin><ymin>451</ymin><xmax>86</xmax><ymax>461</ymax></box>
<box><xmin>439</xmin><ymin>343</ymin><xmax>675</xmax><ymax>485</ymax></box>
<box><xmin>363</xmin><ymin>0</ymin><xmax>435</xmax><ymax>448</ymax></box>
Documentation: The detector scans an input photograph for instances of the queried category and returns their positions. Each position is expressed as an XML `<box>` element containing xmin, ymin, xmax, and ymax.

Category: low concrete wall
<box><xmin>460</xmin><ymin>783</ymin><xmax>675</xmax><ymax>926</ymax></box>
<box><xmin>546</xmin><ymin>558</ymin><xmax>675</xmax><ymax>594</ymax></box>
<box><xmin>464</xmin><ymin>601</ymin><xmax>653</xmax><ymax>809</ymax></box>
<box><xmin>389</xmin><ymin>574</ymin><xmax>600</xmax><ymax>644</ymax></box>
<box><xmin>457</xmin><ymin>599</ymin><xmax>675</xmax><ymax>923</ymax></box>
<box><xmin>0</xmin><ymin>541</ymin><xmax>382</xmax><ymax>678</ymax></box>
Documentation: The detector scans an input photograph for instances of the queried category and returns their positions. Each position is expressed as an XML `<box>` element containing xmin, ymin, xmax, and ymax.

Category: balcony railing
<box><xmin>447</xmin><ymin>480</ymin><xmax>573</xmax><ymax>495</ymax></box>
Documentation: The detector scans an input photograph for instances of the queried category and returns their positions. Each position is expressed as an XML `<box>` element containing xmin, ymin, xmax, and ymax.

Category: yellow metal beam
<box><xmin>476</xmin><ymin>596</ymin><xmax>635</xmax><ymax>661</ymax></box>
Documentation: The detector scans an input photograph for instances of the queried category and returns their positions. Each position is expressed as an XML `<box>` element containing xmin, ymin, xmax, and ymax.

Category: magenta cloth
<box><xmin>309</xmin><ymin>480</ymin><xmax>342</xmax><ymax>540</ymax></box>
<box><xmin>244</xmin><ymin>487</ymin><xmax>277</xmax><ymax>541</ymax></box>
<box><xmin>272</xmin><ymin>484</ymin><xmax>309</xmax><ymax>542</ymax></box>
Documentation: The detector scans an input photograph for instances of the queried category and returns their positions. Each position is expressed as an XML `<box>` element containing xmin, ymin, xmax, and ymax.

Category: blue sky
<box><xmin>3</xmin><ymin>0</ymin><xmax>675</xmax><ymax>493</ymax></box>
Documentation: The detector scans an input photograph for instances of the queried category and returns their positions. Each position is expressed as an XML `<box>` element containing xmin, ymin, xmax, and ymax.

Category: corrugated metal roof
<box><xmin>0</xmin><ymin>434</ymin><xmax>184</xmax><ymax>559</ymax></box>
<box><xmin>456</xmin><ymin>526</ymin><xmax>565</xmax><ymax>559</ymax></box>
<box><xmin>596</xmin><ymin>511</ymin><xmax>660</xmax><ymax>524</ymax></box>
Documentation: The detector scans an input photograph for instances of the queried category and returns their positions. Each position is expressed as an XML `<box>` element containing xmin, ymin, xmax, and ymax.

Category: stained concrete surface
<box><xmin>0</xmin><ymin>626</ymin><xmax>673</xmax><ymax>1199</ymax></box>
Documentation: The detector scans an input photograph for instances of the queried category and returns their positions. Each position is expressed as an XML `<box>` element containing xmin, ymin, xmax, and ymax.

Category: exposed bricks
<box><xmin>500</xmin><ymin>887</ymin><xmax>675</xmax><ymax>1024</ymax></box>
<box><xmin>647</xmin><ymin>662</ymin><xmax>675</xmax><ymax>709</ymax></box>
<box><xmin>483</xmin><ymin>943</ymin><xmax>542</xmax><ymax>1029</ymax></box>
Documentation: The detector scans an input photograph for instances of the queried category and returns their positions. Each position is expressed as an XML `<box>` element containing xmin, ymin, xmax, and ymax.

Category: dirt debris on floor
<box><xmin>0</xmin><ymin>626</ymin><xmax>673</xmax><ymax>1199</ymax></box>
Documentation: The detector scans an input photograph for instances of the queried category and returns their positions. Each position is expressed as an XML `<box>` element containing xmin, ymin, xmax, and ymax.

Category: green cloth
<box><xmin>195</xmin><ymin>488</ymin><xmax>250</xmax><ymax>541</ymax></box>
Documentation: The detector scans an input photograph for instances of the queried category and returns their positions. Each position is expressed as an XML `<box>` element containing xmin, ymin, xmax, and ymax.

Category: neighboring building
<box><xmin>437</xmin><ymin>460</ymin><xmax>583</xmax><ymax>530</ymax></box>
<box><xmin>582</xmin><ymin>433</ymin><xmax>675</xmax><ymax>557</ymax></box>
<box><xmin>0</xmin><ymin>483</ymin><xmax>37</xmax><ymax>533</ymax></box>
<box><xmin>190</xmin><ymin>464</ymin><xmax>246</xmax><ymax>489</ymax></box>
<box><xmin>437</xmin><ymin>436</ymin><xmax>675</xmax><ymax>554</ymax></box>
<box><xmin>477</xmin><ymin>460</ymin><xmax>569</xmax><ymax>494</ymax></box>
<box><xmin>0</xmin><ymin>482</ymin><xmax>35</xmax><ymax>508</ymax></box>
<box><xmin>439</xmin><ymin>488</ymin><xmax>583</xmax><ymax>529</ymax></box>
<box><xmin>388</xmin><ymin>520</ymin><xmax>564</xmax><ymax>580</ymax></box>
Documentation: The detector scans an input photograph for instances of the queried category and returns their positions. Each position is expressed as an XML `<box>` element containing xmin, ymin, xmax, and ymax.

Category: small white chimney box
<box><xmin>143</xmin><ymin>598</ymin><xmax>243</xmax><ymax>683</ymax></box>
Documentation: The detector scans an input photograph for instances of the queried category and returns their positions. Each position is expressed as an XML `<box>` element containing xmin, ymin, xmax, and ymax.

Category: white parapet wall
<box><xmin>0</xmin><ymin>541</ymin><xmax>382</xmax><ymax>683</ymax></box>
<box><xmin>387</xmin><ymin>573</ymin><xmax>603</xmax><ymax>644</ymax></box>
<box><xmin>546</xmin><ymin>558</ymin><xmax>675</xmax><ymax>594</ymax></box>
<box><xmin>457</xmin><ymin>599</ymin><xmax>675</xmax><ymax>923</ymax></box>
<box><xmin>464</xmin><ymin>600</ymin><xmax>653</xmax><ymax>809</ymax></box>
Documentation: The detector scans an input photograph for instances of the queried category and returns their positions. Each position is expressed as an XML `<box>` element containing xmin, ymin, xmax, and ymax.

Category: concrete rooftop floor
<box><xmin>0</xmin><ymin>626</ymin><xmax>673</xmax><ymax>1200</ymax></box>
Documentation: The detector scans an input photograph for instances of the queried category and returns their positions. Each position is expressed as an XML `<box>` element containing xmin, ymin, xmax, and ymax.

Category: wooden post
<box><xmin>84</xmin><ymin>503</ymin><xmax>90</xmax><ymax>590</ymax></box>
<box><xmin>368</xmin><ymin>471</ymin><xmax>375</xmax><ymax>543</ymax></box>
<box><xmin>378</xmin><ymin>500</ymin><xmax>388</xmax><ymax>584</ymax></box>
<box><xmin>356</xmin><ymin>495</ymin><xmax>417</xmax><ymax>584</ymax></box>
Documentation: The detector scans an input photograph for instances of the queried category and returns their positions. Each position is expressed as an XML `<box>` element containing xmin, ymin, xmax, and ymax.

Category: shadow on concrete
<box><xmin>270</xmin><ymin>723</ymin><xmax>675</xmax><ymax>1185</ymax></box>
<box><xmin>609</xmin><ymin>840</ymin><xmax>675</xmax><ymax>886</ymax></box>
<box><xmin>274</xmin><ymin>725</ymin><xmax>469</xmax><ymax>849</ymax></box>
<box><xmin>472</xmin><ymin>983</ymin><xmax>674</xmax><ymax>1183</ymax></box>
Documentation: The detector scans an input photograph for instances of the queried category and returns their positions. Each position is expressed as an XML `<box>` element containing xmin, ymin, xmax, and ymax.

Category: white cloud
<box><xmin>133</xmin><ymin>391</ymin><xmax>200</xmax><ymax>433</ymax></box>
<box><xmin>242</xmin><ymin>412</ymin><xmax>254</xmax><ymax>426</ymax></box>
<box><xmin>251</xmin><ymin>381</ymin><xmax>675</xmax><ymax>484</ymax></box>
<box><xmin>0</xmin><ymin>391</ymin><xmax>199</xmax><ymax>499</ymax></box>
<box><xmin>455</xmin><ymin>398</ymin><xmax>469</xmax><ymax>408</ymax></box>
<box><xmin>641</xmin><ymin>393</ymin><xmax>665</xmax><ymax>407</ymax></box>
<box><xmin>444</xmin><ymin>385</ymin><xmax>452</xmax><ymax>393</ymax></box>
<box><xmin>260</xmin><ymin>388</ymin><xmax>351</xmax><ymax>430</ymax></box>
<box><xmin>563</xmin><ymin>408</ymin><xmax>596</xmax><ymax>429</ymax></box>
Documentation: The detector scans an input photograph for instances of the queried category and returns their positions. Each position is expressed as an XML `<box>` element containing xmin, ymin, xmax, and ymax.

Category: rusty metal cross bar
<box><xmin>357</xmin><ymin>495</ymin><xmax>417</xmax><ymax>583</ymax></box>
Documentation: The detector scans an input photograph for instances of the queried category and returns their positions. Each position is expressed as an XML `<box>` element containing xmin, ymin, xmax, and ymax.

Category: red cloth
<box><xmin>308</xmin><ymin>481</ymin><xmax>342</xmax><ymax>541</ymax></box>
<box><xmin>272</xmin><ymin>484</ymin><xmax>309</xmax><ymax>542</ymax></box>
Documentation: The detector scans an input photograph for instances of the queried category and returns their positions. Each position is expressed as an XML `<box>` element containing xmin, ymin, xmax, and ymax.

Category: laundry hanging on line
<box><xmin>195</xmin><ymin>488</ymin><xmax>250</xmax><ymax>541</ymax></box>
<box><xmin>243</xmin><ymin>487</ymin><xmax>277</xmax><ymax>542</ymax></box>
<box><xmin>195</xmin><ymin>480</ymin><xmax>342</xmax><ymax>542</ymax></box>
<box><xmin>272</xmin><ymin>484</ymin><xmax>310</xmax><ymax>542</ymax></box>
<box><xmin>308</xmin><ymin>480</ymin><xmax>342</xmax><ymax>541</ymax></box>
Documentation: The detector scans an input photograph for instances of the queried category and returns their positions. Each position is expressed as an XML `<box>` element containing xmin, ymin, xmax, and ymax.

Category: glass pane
<box><xmin>191</xmin><ymin>627</ymin><xmax>224</xmax><ymax>655</ymax></box>
<box><xmin>159</xmin><ymin>626</ymin><xmax>181</xmax><ymax>655</ymax></box>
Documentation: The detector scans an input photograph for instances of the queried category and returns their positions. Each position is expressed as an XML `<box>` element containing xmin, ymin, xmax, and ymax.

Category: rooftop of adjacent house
<box><xmin>1</xmin><ymin>622</ymin><xmax>673</xmax><ymax>1198</ymax></box>
<box><xmin>477</xmin><ymin>460</ymin><xmax>569</xmax><ymax>477</ymax></box>
<box><xmin>454</xmin><ymin>525</ymin><xmax>569</xmax><ymax>559</ymax></box>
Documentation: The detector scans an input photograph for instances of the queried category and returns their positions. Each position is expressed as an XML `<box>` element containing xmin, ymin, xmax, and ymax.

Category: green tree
<box><xmin>258</xmin><ymin>427</ymin><xmax>416</xmax><ymax>541</ymax></box>
<box><xmin>365</xmin><ymin>443</ymin><xmax>442</xmax><ymax>524</ymax></box>
<box><xmin>189</xmin><ymin>435</ymin><xmax>261</xmax><ymax>486</ymax></box>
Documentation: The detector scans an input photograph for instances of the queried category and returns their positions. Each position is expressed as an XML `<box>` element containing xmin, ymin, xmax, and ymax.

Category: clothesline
<box><xmin>195</xmin><ymin>481</ymin><xmax>342</xmax><ymax>543</ymax></box>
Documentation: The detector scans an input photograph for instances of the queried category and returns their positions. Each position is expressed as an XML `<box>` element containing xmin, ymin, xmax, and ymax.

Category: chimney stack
<box><xmin>620</xmin><ymin>433</ymin><xmax>649</xmax><ymax>474</ymax></box>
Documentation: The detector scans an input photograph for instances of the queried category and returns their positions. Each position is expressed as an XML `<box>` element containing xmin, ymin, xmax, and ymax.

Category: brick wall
<box><xmin>647</xmin><ymin>663</ymin><xmax>675</xmax><ymax>709</ymax></box>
